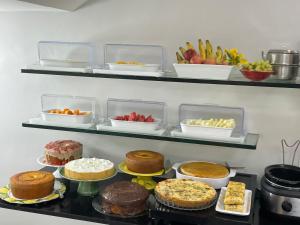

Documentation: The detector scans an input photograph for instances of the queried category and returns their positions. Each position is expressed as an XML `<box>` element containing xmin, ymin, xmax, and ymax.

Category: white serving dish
<box><xmin>110</xmin><ymin>118</ymin><xmax>161</xmax><ymax>131</ymax></box>
<box><xmin>216</xmin><ymin>187</ymin><xmax>252</xmax><ymax>216</ymax></box>
<box><xmin>107</xmin><ymin>63</ymin><xmax>160</xmax><ymax>72</ymax></box>
<box><xmin>172</xmin><ymin>161</ymin><xmax>236</xmax><ymax>189</ymax></box>
<box><xmin>180</xmin><ymin>119</ymin><xmax>234</xmax><ymax>138</ymax></box>
<box><xmin>173</xmin><ymin>63</ymin><xmax>234</xmax><ymax>80</ymax></box>
<box><xmin>41</xmin><ymin>111</ymin><xmax>93</xmax><ymax>124</ymax></box>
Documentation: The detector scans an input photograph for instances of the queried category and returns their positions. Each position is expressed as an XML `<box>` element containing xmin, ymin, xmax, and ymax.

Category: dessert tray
<box><xmin>155</xmin><ymin>192</ymin><xmax>217</xmax><ymax>211</ymax></box>
<box><xmin>118</xmin><ymin>162</ymin><xmax>164</xmax><ymax>190</ymax></box>
<box><xmin>215</xmin><ymin>187</ymin><xmax>252</xmax><ymax>216</ymax></box>
<box><xmin>0</xmin><ymin>180</ymin><xmax>66</xmax><ymax>204</ymax></box>
<box><xmin>92</xmin><ymin>197</ymin><xmax>148</xmax><ymax>219</ymax></box>
<box><xmin>59</xmin><ymin>168</ymin><xmax>117</xmax><ymax>196</ymax></box>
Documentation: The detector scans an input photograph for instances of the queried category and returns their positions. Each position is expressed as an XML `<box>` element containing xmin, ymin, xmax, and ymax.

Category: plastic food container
<box><xmin>107</xmin><ymin>63</ymin><xmax>160</xmax><ymax>72</ymax></box>
<box><xmin>173</xmin><ymin>63</ymin><xmax>234</xmax><ymax>80</ymax></box>
<box><xmin>38</xmin><ymin>41</ymin><xmax>96</xmax><ymax>69</ymax></box>
<box><xmin>41</xmin><ymin>111</ymin><xmax>93</xmax><ymax>124</ymax></box>
<box><xmin>110</xmin><ymin>118</ymin><xmax>161</xmax><ymax>131</ymax></box>
<box><xmin>172</xmin><ymin>161</ymin><xmax>236</xmax><ymax>189</ymax></box>
<box><xmin>180</xmin><ymin>119</ymin><xmax>234</xmax><ymax>138</ymax></box>
<box><xmin>40</xmin><ymin>94</ymin><xmax>97</xmax><ymax>125</ymax></box>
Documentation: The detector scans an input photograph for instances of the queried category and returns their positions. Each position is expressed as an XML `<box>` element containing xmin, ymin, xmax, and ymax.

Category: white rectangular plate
<box><xmin>215</xmin><ymin>187</ymin><xmax>252</xmax><ymax>216</ymax></box>
<box><xmin>173</xmin><ymin>63</ymin><xmax>233</xmax><ymax>80</ymax></box>
<box><xmin>27</xmin><ymin>64</ymin><xmax>92</xmax><ymax>73</ymax></box>
<box><xmin>93</xmin><ymin>68</ymin><xmax>163</xmax><ymax>77</ymax></box>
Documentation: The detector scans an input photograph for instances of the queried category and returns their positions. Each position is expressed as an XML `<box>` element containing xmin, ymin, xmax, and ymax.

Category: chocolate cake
<box><xmin>101</xmin><ymin>181</ymin><xmax>149</xmax><ymax>216</ymax></box>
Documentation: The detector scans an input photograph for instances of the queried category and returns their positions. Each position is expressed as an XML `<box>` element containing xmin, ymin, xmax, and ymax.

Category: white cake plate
<box><xmin>36</xmin><ymin>155</ymin><xmax>64</xmax><ymax>178</ymax></box>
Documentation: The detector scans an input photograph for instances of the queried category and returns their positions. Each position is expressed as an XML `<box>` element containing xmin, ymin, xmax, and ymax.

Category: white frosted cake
<box><xmin>64</xmin><ymin>158</ymin><xmax>115</xmax><ymax>180</ymax></box>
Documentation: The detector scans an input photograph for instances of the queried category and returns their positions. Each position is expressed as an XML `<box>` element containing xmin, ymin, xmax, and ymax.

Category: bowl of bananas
<box><xmin>241</xmin><ymin>60</ymin><xmax>273</xmax><ymax>81</ymax></box>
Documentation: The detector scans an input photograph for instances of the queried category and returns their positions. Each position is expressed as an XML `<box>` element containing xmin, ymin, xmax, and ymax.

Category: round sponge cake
<box><xmin>10</xmin><ymin>171</ymin><xmax>55</xmax><ymax>199</ymax></box>
<box><xmin>64</xmin><ymin>158</ymin><xmax>115</xmax><ymax>180</ymax></box>
<box><xmin>125</xmin><ymin>150</ymin><xmax>164</xmax><ymax>174</ymax></box>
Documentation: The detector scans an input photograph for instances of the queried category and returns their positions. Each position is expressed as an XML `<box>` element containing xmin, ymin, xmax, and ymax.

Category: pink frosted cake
<box><xmin>45</xmin><ymin>140</ymin><xmax>82</xmax><ymax>166</ymax></box>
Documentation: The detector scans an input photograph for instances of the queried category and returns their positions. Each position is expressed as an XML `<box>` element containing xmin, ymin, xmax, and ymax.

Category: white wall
<box><xmin>1</xmin><ymin>0</ymin><xmax>300</xmax><ymax>224</ymax></box>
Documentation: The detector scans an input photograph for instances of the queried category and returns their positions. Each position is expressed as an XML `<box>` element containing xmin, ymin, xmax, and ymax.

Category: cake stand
<box><xmin>37</xmin><ymin>155</ymin><xmax>64</xmax><ymax>178</ymax></box>
<box><xmin>118</xmin><ymin>162</ymin><xmax>164</xmax><ymax>190</ymax></box>
<box><xmin>59</xmin><ymin>168</ymin><xmax>117</xmax><ymax>196</ymax></box>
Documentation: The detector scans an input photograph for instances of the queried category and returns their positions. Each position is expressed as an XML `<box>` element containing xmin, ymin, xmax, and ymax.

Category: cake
<box><xmin>224</xmin><ymin>181</ymin><xmax>246</xmax><ymax>212</ymax></box>
<box><xmin>180</xmin><ymin>162</ymin><xmax>229</xmax><ymax>178</ymax></box>
<box><xmin>64</xmin><ymin>158</ymin><xmax>115</xmax><ymax>180</ymax></box>
<box><xmin>125</xmin><ymin>150</ymin><xmax>164</xmax><ymax>174</ymax></box>
<box><xmin>155</xmin><ymin>179</ymin><xmax>217</xmax><ymax>208</ymax></box>
<box><xmin>101</xmin><ymin>181</ymin><xmax>149</xmax><ymax>216</ymax></box>
<box><xmin>10</xmin><ymin>171</ymin><xmax>55</xmax><ymax>199</ymax></box>
<box><xmin>45</xmin><ymin>140</ymin><xmax>82</xmax><ymax>166</ymax></box>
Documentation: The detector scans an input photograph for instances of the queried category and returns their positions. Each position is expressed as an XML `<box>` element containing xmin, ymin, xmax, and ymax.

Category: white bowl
<box><xmin>180</xmin><ymin>119</ymin><xmax>234</xmax><ymax>138</ymax></box>
<box><xmin>107</xmin><ymin>63</ymin><xmax>160</xmax><ymax>72</ymax></box>
<box><xmin>173</xmin><ymin>63</ymin><xmax>234</xmax><ymax>80</ymax></box>
<box><xmin>172</xmin><ymin>161</ymin><xmax>236</xmax><ymax>189</ymax></box>
<box><xmin>41</xmin><ymin>111</ymin><xmax>93</xmax><ymax>124</ymax></box>
<box><xmin>110</xmin><ymin>118</ymin><xmax>161</xmax><ymax>131</ymax></box>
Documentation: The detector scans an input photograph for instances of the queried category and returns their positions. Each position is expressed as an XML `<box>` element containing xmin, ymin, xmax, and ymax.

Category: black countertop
<box><xmin>0</xmin><ymin>170</ymin><xmax>299</xmax><ymax>225</ymax></box>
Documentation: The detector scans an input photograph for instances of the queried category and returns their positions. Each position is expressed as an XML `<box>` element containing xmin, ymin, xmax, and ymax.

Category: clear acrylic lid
<box><xmin>179</xmin><ymin>104</ymin><xmax>246</xmax><ymax>137</ymax></box>
<box><xmin>38</xmin><ymin>41</ymin><xmax>96</xmax><ymax>68</ymax></box>
<box><xmin>41</xmin><ymin>94</ymin><xmax>97</xmax><ymax>118</ymax></box>
<box><xmin>104</xmin><ymin>44</ymin><xmax>166</xmax><ymax>71</ymax></box>
<box><xmin>106</xmin><ymin>98</ymin><xmax>167</xmax><ymax>125</ymax></box>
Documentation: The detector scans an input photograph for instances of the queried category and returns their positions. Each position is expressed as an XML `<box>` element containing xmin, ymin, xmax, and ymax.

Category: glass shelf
<box><xmin>22</xmin><ymin>122</ymin><xmax>259</xmax><ymax>149</ymax></box>
<box><xmin>21</xmin><ymin>68</ymin><xmax>300</xmax><ymax>89</ymax></box>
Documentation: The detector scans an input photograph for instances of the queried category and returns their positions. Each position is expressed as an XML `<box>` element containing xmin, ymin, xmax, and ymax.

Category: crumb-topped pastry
<box><xmin>64</xmin><ymin>158</ymin><xmax>115</xmax><ymax>180</ymax></box>
<box><xmin>155</xmin><ymin>179</ymin><xmax>217</xmax><ymax>208</ymax></box>
<box><xmin>45</xmin><ymin>140</ymin><xmax>82</xmax><ymax>166</ymax></box>
<box><xmin>101</xmin><ymin>181</ymin><xmax>149</xmax><ymax>216</ymax></box>
<box><xmin>180</xmin><ymin>162</ymin><xmax>229</xmax><ymax>178</ymax></box>
<box><xmin>10</xmin><ymin>171</ymin><xmax>55</xmax><ymax>199</ymax></box>
<box><xmin>125</xmin><ymin>150</ymin><xmax>164</xmax><ymax>174</ymax></box>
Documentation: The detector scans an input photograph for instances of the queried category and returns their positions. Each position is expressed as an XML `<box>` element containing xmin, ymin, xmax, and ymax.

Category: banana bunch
<box><xmin>176</xmin><ymin>39</ymin><xmax>228</xmax><ymax>65</ymax></box>
<box><xmin>176</xmin><ymin>39</ymin><xmax>248</xmax><ymax>66</ymax></box>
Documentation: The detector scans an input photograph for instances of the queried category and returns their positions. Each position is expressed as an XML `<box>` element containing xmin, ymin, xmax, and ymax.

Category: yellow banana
<box><xmin>198</xmin><ymin>39</ymin><xmax>206</xmax><ymax>60</ymax></box>
<box><xmin>186</xmin><ymin>42</ymin><xmax>194</xmax><ymax>50</ymax></box>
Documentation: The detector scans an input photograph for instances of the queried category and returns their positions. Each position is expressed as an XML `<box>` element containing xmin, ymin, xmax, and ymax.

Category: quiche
<box><xmin>155</xmin><ymin>179</ymin><xmax>217</xmax><ymax>208</ymax></box>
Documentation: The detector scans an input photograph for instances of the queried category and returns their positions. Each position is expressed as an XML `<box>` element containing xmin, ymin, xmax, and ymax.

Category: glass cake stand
<box><xmin>37</xmin><ymin>155</ymin><xmax>64</xmax><ymax>178</ymax></box>
<box><xmin>59</xmin><ymin>168</ymin><xmax>117</xmax><ymax>196</ymax></box>
<box><xmin>118</xmin><ymin>162</ymin><xmax>164</xmax><ymax>190</ymax></box>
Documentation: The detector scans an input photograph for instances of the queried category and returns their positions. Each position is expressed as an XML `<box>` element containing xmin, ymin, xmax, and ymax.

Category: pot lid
<box><xmin>265</xmin><ymin>164</ymin><xmax>300</xmax><ymax>188</ymax></box>
<box><xmin>268</xmin><ymin>49</ymin><xmax>299</xmax><ymax>54</ymax></box>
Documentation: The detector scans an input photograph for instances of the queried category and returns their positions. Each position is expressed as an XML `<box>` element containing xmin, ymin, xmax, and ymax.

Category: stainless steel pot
<box><xmin>262</xmin><ymin>49</ymin><xmax>300</xmax><ymax>65</ymax></box>
<box><xmin>272</xmin><ymin>65</ymin><xmax>299</xmax><ymax>80</ymax></box>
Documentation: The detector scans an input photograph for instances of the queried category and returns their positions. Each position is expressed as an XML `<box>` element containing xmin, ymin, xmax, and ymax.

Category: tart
<box><xmin>101</xmin><ymin>181</ymin><xmax>149</xmax><ymax>216</ymax></box>
<box><xmin>125</xmin><ymin>150</ymin><xmax>164</xmax><ymax>174</ymax></box>
<box><xmin>64</xmin><ymin>158</ymin><xmax>115</xmax><ymax>180</ymax></box>
<box><xmin>10</xmin><ymin>171</ymin><xmax>55</xmax><ymax>199</ymax></box>
<box><xmin>45</xmin><ymin>140</ymin><xmax>82</xmax><ymax>166</ymax></box>
<box><xmin>180</xmin><ymin>161</ymin><xmax>229</xmax><ymax>178</ymax></box>
<box><xmin>155</xmin><ymin>179</ymin><xmax>217</xmax><ymax>208</ymax></box>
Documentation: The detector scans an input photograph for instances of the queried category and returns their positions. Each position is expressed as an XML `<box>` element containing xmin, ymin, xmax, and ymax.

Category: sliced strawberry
<box><xmin>145</xmin><ymin>115</ymin><xmax>155</xmax><ymax>122</ymax></box>
<box><xmin>139</xmin><ymin>115</ymin><xmax>145</xmax><ymax>122</ymax></box>
<box><xmin>124</xmin><ymin>115</ymin><xmax>129</xmax><ymax>121</ymax></box>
